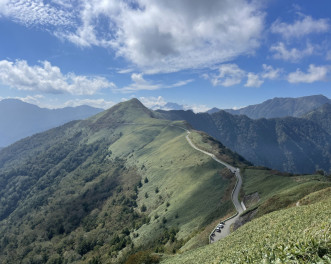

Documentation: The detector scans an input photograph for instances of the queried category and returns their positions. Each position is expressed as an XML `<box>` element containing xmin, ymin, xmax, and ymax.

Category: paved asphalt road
<box><xmin>185</xmin><ymin>131</ymin><xmax>245</xmax><ymax>243</ymax></box>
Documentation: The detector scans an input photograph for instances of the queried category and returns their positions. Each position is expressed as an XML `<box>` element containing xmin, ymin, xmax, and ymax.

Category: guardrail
<box><xmin>209</xmin><ymin>168</ymin><xmax>241</xmax><ymax>244</ymax></box>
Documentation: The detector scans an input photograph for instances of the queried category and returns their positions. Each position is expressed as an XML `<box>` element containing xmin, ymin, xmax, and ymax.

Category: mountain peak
<box><xmin>89</xmin><ymin>98</ymin><xmax>154</xmax><ymax>128</ymax></box>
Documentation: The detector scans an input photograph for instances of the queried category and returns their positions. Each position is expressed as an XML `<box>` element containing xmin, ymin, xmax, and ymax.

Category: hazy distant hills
<box><xmin>158</xmin><ymin>103</ymin><xmax>331</xmax><ymax>174</ymax></box>
<box><xmin>215</xmin><ymin>95</ymin><xmax>331</xmax><ymax>119</ymax></box>
<box><xmin>0</xmin><ymin>99</ymin><xmax>103</xmax><ymax>147</ymax></box>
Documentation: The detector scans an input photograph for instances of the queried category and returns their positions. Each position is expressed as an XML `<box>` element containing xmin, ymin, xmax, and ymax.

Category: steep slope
<box><xmin>157</xmin><ymin>109</ymin><xmax>331</xmax><ymax>173</ymax></box>
<box><xmin>0</xmin><ymin>99</ymin><xmax>103</xmax><ymax>147</ymax></box>
<box><xmin>303</xmin><ymin>103</ymin><xmax>331</xmax><ymax>135</ymax></box>
<box><xmin>162</xmin><ymin>188</ymin><xmax>331</xmax><ymax>264</ymax></box>
<box><xmin>224</xmin><ymin>94</ymin><xmax>330</xmax><ymax>119</ymax></box>
<box><xmin>0</xmin><ymin>99</ymin><xmax>247</xmax><ymax>263</ymax></box>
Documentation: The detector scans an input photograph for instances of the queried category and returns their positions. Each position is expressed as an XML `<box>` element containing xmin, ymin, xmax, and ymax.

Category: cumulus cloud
<box><xmin>1</xmin><ymin>0</ymin><xmax>265</xmax><ymax>73</ymax></box>
<box><xmin>0</xmin><ymin>60</ymin><xmax>115</xmax><ymax>95</ymax></box>
<box><xmin>139</xmin><ymin>96</ymin><xmax>208</xmax><ymax>113</ymax></box>
<box><xmin>245</xmin><ymin>73</ymin><xmax>263</xmax><ymax>87</ymax></box>
<box><xmin>139</xmin><ymin>96</ymin><xmax>167</xmax><ymax>109</ymax></box>
<box><xmin>211</xmin><ymin>64</ymin><xmax>245</xmax><ymax>87</ymax></box>
<box><xmin>271</xmin><ymin>15</ymin><xmax>329</xmax><ymax>39</ymax></box>
<box><xmin>287</xmin><ymin>64</ymin><xmax>328</xmax><ymax>83</ymax></box>
<box><xmin>206</xmin><ymin>63</ymin><xmax>283</xmax><ymax>87</ymax></box>
<box><xmin>270</xmin><ymin>42</ymin><xmax>314</xmax><ymax>62</ymax></box>
<box><xmin>261</xmin><ymin>64</ymin><xmax>281</xmax><ymax>80</ymax></box>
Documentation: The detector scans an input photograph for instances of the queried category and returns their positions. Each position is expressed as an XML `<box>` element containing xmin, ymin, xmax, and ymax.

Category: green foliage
<box><xmin>162</xmin><ymin>192</ymin><xmax>331</xmax><ymax>264</ymax></box>
<box><xmin>242</xmin><ymin>168</ymin><xmax>331</xmax><ymax>216</ymax></box>
<box><xmin>141</xmin><ymin>204</ymin><xmax>147</xmax><ymax>212</ymax></box>
<box><xmin>125</xmin><ymin>250</ymin><xmax>160</xmax><ymax>264</ymax></box>
<box><xmin>0</xmin><ymin>99</ymin><xmax>249</xmax><ymax>263</ymax></box>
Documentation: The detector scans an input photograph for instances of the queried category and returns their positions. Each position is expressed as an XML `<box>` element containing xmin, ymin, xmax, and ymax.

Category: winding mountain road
<box><xmin>184</xmin><ymin>130</ymin><xmax>245</xmax><ymax>243</ymax></box>
<box><xmin>122</xmin><ymin>123</ymin><xmax>245</xmax><ymax>243</ymax></box>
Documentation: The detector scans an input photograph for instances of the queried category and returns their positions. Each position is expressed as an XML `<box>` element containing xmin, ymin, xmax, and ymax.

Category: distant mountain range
<box><xmin>157</xmin><ymin>102</ymin><xmax>331</xmax><ymax>174</ymax></box>
<box><xmin>208</xmin><ymin>95</ymin><xmax>330</xmax><ymax>119</ymax></box>
<box><xmin>1</xmin><ymin>95</ymin><xmax>331</xmax><ymax>174</ymax></box>
<box><xmin>0</xmin><ymin>99</ymin><xmax>103</xmax><ymax>147</ymax></box>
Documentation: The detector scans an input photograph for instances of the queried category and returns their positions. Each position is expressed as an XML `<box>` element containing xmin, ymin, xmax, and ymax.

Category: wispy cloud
<box><xmin>61</xmin><ymin>98</ymin><xmax>115</xmax><ymax>109</ymax></box>
<box><xmin>116</xmin><ymin>73</ymin><xmax>193</xmax><ymax>93</ymax></box>
<box><xmin>0</xmin><ymin>60</ymin><xmax>115</xmax><ymax>95</ymax></box>
<box><xmin>271</xmin><ymin>14</ymin><xmax>329</xmax><ymax>39</ymax></box>
<box><xmin>287</xmin><ymin>64</ymin><xmax>328</xmax><ymax>83</ymax></box>
<box><xmin>0</xmin><ymin>0</ymin><xmax>74</xmax><ymax>26</ymax></box>
<box><xmin>270</xmin><ymin>42</ymin><xmax>314</xmax><ymax>62</ymax></box>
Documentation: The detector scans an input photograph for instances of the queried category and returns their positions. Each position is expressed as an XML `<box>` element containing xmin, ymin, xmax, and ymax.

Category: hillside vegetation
<box><xmin>162</xmin><ymin>188</ymin><xmax>331</xmax><ymax>264</ymax></box>
<box><xmin>241</xmin><ymin>168</ymin><xmax>331</xmax><ymax>217</ymax></box>
<box><xmin>157</xmin><ymin>105</ymin><xmax>331</xmax><ymax>174</ymax></box>
<box><xmin>0</xmin><ymin>99</ymin><xmax>247</xmax><ymax>263</ymax></box>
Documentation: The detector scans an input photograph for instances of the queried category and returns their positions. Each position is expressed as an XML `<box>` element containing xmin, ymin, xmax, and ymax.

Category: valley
<box><xmin>0</xmin><ymin>98</ymin><xmax>330</xmax><ymax>264</ymax></box>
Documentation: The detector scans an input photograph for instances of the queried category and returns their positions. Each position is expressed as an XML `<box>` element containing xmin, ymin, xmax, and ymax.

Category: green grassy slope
<box><xmin>162</xmin><ymin>188</ymin><xmax>331</xmax><ymax>264</ymax></box>
<box><xmin>0</xmin><ymin>99</ymin><xmax>245</xmax><ymax>263</ymax></box>
<box><xmin>241</xmin><ymin>168</ymin><xmax>331</xmax><ymax>216</ymax></box>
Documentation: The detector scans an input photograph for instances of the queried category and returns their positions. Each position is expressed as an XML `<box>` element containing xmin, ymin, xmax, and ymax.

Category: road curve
<box><xmin>184</xmin><ymin>131</ymin><xmax>245</xmax><ymax>243</ymax></box>
<box><xmin>122</xmin><ymin>123</ymin><xmax>245</xmax><ymax>243</ymax></box>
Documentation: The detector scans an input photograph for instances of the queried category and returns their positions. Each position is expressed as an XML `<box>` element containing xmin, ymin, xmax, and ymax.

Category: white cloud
<box><xmin>270</xmin><ymin>42</ymin><xmax>314</xmax><ymax>62</ymax></box>
<box><xmin>211</xmin><ymin>64</ymin><xmax>245</xmax><ymax>87</ymax></box>
<box><xmin>0</xmin><ymin>0</ymin><xmax>74</xmax><ymax>26</ymax></box>
<box><xmin>2</xmin><ymin>0</ymin><xmax>265</xmax><ymax>73</ymax></box>
<box><xmin>0</xmin><ymin>60</ymin><xmax>115</xmax><ymax>95</ymax></box>
<box><xmin>271</xmin><ymin>15</ymin><xmax>329</xmax><ymax>39</ymax></box>
<box><xmin>245</xmin><ymin>73</ymin><xmax>263</xmax><ymax>87</ymax></box>
<box><xmin>185</xmin><ymin>104</ymin><xmax>209</xmax><ymax>113</ymax></box>
<box><xmin>117</xmin><ymin>73</ymin><xmax>193</xmax><ymax>93</ymax></box>
<box><xmin>287</xmin><ymin>64</ymin><xmax>328</xmax><ymax>83</ymax></box>
<box><xmin>168</xmin><ymin>79</ymin><xmax>194</xmax><ymax>88</ymax></box>
<box><xmin>118</xmin><ymin>73</ymin><xmax>161</xmax><ymax>93</ymax></box>
<box><xmin>139</xmin><ymin>96</ymin><xmax>167</xmax><ymax>109</ymax></box>
<box><xmin>262</xmin><ymin>64</ymin><xmax>281</xmax><ymax>80</ymax></box>
<box><xmin>138</xmin><ymin>96</ymin><xmax>208</xmax><ymax>113</ymax></box>
<box><xmin>61</xmin><ymin>98</ymin><xmax>115</xmax><ymax>109</ymax></box>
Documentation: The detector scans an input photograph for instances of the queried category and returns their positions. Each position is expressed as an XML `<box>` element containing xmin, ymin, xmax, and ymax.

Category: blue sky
<box><xmin>0</xmin><ymin>0</ymin><xmax>330</xmax><ymax>112</ymax></box>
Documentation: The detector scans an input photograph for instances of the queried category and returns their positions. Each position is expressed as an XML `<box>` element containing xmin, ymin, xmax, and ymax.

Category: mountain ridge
<box><xmin>0</xmin><ymin>98</ymin><xmax>247</xmax><ymax>263</ymax></box>
<box><xmin>157</xmin><ymin>106</ymin><xmax>331</xmax><ymax>174</ymax></box>
<box><xmin>223</xmin><ymin>95</ymin><xmax>330</xmax><ymax>119</ymax></box>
